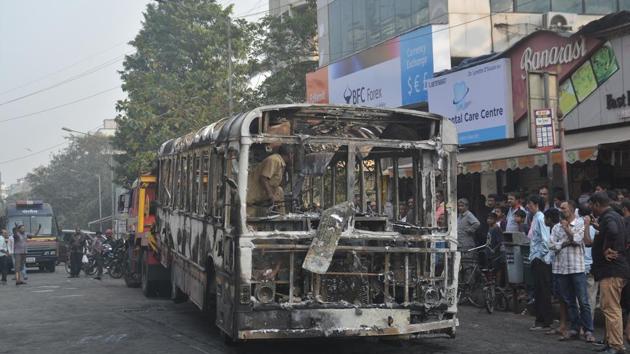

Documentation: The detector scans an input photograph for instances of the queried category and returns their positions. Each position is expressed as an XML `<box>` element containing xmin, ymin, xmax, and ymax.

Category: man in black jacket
<box><xmin>590</xmin><ymin>192</ymin><xmax>630</xmax><ymax>354</ymax></box>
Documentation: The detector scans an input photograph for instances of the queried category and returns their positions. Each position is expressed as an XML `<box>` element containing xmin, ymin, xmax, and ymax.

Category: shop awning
<box><xmin>458</xmin><ymin>125</ymin><xmax>630</xmax><ymax>174</ymax></box>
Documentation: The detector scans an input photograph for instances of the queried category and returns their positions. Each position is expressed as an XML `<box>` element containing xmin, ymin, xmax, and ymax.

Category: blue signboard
<box><xmin>400</xmin><ymin>26</ymin><xmax>434</xmax><ymax>106</ymax></box>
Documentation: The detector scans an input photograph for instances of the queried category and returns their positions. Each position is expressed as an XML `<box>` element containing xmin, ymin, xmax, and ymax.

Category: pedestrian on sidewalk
<box><xmin>0</xmin><ymin>229</ymin><xmax>9</xmax><ymax>284</ymax></box>
<box><xmin>550</xmin><ymin>200</ymin><xmax>595</xmax><ymax>342</ymax></box>
<box><xmin>581</xmin><ymin>207</ymin><xmax>599</xmax><ymax>322</ymax></box>
<box><xmin>458</xmin><ymin>198</ymin><xmax>480</xmax><ymax>262</ymax></box>
<box><xmin>69</xmin><ymin>227</ymin><xmax>86</xmax><ymax>278</ymax></box>
<box><xmin>527</xmin><ymin>194</ymin><xmax>554</xmax><ymax>331</ymax></box>
<box><xmin>589</xmin><ymin>192</ymin><xmax>630</xmax><ymax>354</ymax></box>
<box><xmin>13</xmin><ymin>222</ymin><xmax>40</xmax><ymax>285</ymax></box>
<box><xmin>92</xmin><ymin>231</ymin><xmax>104</xmax><ymax>280</ymax></box>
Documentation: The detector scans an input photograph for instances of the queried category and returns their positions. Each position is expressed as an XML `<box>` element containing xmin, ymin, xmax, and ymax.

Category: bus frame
<box><xmin>150</xmin><ymin>104</ymin><xmax>460</xmax><ymax>341</ymax></box>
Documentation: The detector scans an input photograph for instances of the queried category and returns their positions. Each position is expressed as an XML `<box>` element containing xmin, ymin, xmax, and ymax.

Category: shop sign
<box><xmin>305</xmin><ymin>25</ymin><xmax>451</xmax><ymax>107</ymax></box>
<box><xmin>508</xmin><ymin>32</ymin><xmax>601</xmax><ymax>122</ymax></box>
<box><xmin>426</xmin><ymin>58</ymin><xmax>514</xmax><ymax>144</ymax></box>
<box><xmin>606</xmin><ymin>91</ymin><xmax>629</xmax><ymax>110</ymax></box>
<box><xmin>532</xmin><ymin>108</ymin><xmax>556</xmax><ymax>152</ymax></box>
<box><xmin>520</xmin><ymin>37</ymin><xmax>587</xmax><ymax>79</ymax></box>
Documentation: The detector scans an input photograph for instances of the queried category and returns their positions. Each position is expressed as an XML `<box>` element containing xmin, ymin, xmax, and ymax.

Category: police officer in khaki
<box><xmin>247</xmin><ymin>145</ymin><xmax>292</xmax><ymax>216</ymax></box>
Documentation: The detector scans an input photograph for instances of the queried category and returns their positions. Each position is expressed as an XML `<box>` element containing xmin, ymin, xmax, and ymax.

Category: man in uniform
<box><xmin>247</xmin><ymin>145</ymin><xmax>292</xmax><ymax>216</ymax></box>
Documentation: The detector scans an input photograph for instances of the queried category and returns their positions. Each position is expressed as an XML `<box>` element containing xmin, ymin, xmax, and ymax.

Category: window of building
<box><xmin>411</xmin><ymin>0</ymin><xmax>429</xmax><ymax>26</ymax></box>
<box><xmin>621</xmin><ymin>0</ymin><xmax>630</xmax><ymax>10</ymax></box>
<box><xmin>516</xmin><ymin>0</ymin><xmax>550</xmax><ymax>12</ymax></box>
<box><xmin>352</xmin><ymin>0</ymin><xmax>367</xmax><ymax>51</ymax></box>
<box><xmin>366</xmin><ymin>0</ymin><xmax>381</xmax><ymax>46</ymax></box>
<box><xmin>491</xmin><ymin>0</ymin><xmax>514</xmax><ymax>12</ymax></box>
<box><xmin>585</xmin><ymin>0</ymin><xmax>616</xmax><ymax>14</ymax></box>
<box><xmin>551</xmin><ymin>0</ymin><xmax>582</xmax><ymax>12</ymax></box>
<box><xmin>340</xmin><ymin>0</ymin><xmax>354</xmax><ymax>58</ymax></box>
<box><xmin>380</xmin><ymin>0</ymin><xmax>396</xmax><ymax>39</ymax></box>
<box><xmin>395</xmin><ymin>0</ymin><xmax>412</xmax><ymax>34</ymax></box>
<box><xmin>328</xmin><ymin>0</ymin><xmax>342</xmax><ymax>62</ymax></box>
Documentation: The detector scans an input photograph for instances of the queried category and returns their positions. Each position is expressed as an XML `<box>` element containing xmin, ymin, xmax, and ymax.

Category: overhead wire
<box><xmin>0</xmin><ymin>55</ymin><xmax>125</xmax><ymax>106</ymax></box>
<box><xmin>0</xmin><ymin>86</ymin><xmax>121</xmax><ymax>124</ymax></box>
<box><xmin>0</xmin><ymin>40</ymin><xmax>128</xmax><ymax>96</ymax></box>
<box><xmin>0</xmin><ymin>124</ymin><xmax>104</xmax><ymax>165</ymax></box>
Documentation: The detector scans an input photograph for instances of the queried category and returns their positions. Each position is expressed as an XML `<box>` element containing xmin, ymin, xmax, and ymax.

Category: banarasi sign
<box><xmin>508</xmin><ymin>31</ymin><xmax>602</xmax><ymax>121</ymax></box>
<box><xmin>305</xmin><ymin>24</ymin><xmax>451</xmax><ymax>108</ymax></box>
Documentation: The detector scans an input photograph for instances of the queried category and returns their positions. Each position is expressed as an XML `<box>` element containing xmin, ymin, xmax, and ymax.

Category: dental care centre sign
<box><xmin>427</xmin><ymin>58</ymin><xmax>514</xmax><ymax>144</ymax></box>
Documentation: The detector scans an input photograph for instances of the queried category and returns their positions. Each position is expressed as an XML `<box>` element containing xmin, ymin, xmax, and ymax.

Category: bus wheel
<box><xmin>47</xmin><ymin>262</ymin><xmax>56</xmax><ymax>272</ymax></box>
<box><xmin>141</xmin><ymin>251</ymin><xmax>158</xmax><ymax>297</ymax></box>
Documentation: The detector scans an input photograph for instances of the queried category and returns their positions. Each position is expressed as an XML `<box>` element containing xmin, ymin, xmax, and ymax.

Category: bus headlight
<box><xmin>255</xmin><ymin>281</ymin><xmax>275</xmax><ymax>304</ymax></box>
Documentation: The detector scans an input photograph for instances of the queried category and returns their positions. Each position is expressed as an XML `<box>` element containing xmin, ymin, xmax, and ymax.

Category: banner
<box><xmin>305</xmin><ymin>25</ymin><xmax>450</xmax><ymax>108</ymax></box>
<box><xmin>427</xmin><ymin>58</ymin><xmax>514</xmax><ymax>145</ymax></box>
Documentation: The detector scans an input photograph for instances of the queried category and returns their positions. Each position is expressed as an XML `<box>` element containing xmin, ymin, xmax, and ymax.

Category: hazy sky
<box><xmin>0</xmin><ymin>0</ymin><xmax>267</xmax><ymax>186</ymax></box>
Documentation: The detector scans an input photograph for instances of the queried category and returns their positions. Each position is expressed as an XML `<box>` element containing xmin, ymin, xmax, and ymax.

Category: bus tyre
<box><xmin>141</xmin><ymin>251</ymin><xmax>158</xmax><ymax>298</ymax></box>
<box><xmin>47</xmin><ymin>262</ymin><xmax>56</xmax><ymax>273</ymax></box>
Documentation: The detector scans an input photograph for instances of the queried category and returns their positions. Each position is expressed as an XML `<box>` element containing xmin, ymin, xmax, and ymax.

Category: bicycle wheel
<box><xmin>495</xmin><ymin>289</ymin><xmax>509</xmax><ymax>312</ymax></box>
<box><xmin>484</xmin><ymin>285</ymin><xmax>495</xmax><ymax>314</ymax></box>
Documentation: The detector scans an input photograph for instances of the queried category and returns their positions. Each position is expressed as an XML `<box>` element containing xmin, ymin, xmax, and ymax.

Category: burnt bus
<box><xmin>144</xmin><ymin>104</ymin><xmax>459</xmax><ymax>341</ymax></box>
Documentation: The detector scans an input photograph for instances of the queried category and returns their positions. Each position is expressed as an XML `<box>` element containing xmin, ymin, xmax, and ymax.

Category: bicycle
<box><xmin>457</xmin><ymin>250</ymin><xmax>484</xmax><ymax>308</ymax></box>
<box><xmin>463</xmin><ymin>242</ymin><xmax>509</xmax><ymax>314</ymax></box>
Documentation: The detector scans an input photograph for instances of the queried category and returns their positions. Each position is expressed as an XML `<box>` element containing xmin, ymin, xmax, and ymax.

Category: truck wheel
<box><xmin>47</xmin><ymin>262</ymin><xmax>56</xmax><ymax>273</ymax></box>
<box><xmin>141</xmin><ymin>251</ymin><xmax>158</xmax><ymax>297</ymax></box>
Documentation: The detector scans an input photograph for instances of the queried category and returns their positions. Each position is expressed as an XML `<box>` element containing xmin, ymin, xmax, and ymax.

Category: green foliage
<box><xmin>113</xmin><ymin>0</ymin><xmax>319</xmax><ymax>185</ymax></box>
<box><xmin>25</xmin><ymin>135</ymin><xmax>114</xmax><ymax>230</ymax></box>
<box><xmin>113</xmin><ymin>0</ymin><xmax>257</xmax><ymax>186</ymax></box>
<box><xmin>253</xmin><ymin>0</ymin><xmax>318</xmax><ymax>104</ymax></box>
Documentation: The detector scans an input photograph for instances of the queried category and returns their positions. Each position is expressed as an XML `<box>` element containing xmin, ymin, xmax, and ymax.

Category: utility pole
<box><xmin>97</xmin><ymin>174</ymin><xmax>103</xmax><ymax>232</ymax></box>
<box><xmin>543</xmin><ymin>73</ymin><xmax>554</xmax><ymax>189</ymax></box>
<box><xmin>558</xmin><ymin>111</ymin><xmax>570</xmax><ymax>201</ymax></box>
<box><xmin>227</xmin><ymin>15</ymin><xmax>233</xmax><ymax>117</ymax></box>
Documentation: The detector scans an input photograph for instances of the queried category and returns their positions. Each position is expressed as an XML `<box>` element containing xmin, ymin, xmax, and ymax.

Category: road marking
<box><xmin>56</xmin><ymin>294</ymin><xmax>84</xmax><ymax>298</ymax></box>
<box><xmin>34</xmin><ymin>285</ymin><xmax>60</xmax><ymax>288</ymax></box>
<box><xmin>31</xmin><ymin>290</ymin><xmax>55</xmax><ymax>293</ymax></box>
<box><xmin>64</xmin><ymin>287</ymin><xmax>78</xmax><ymax>290</ymax></box>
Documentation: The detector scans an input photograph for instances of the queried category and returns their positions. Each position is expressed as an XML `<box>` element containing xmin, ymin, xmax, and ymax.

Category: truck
<box><xmin>2</xmin><ymin>200</ymin><xmax>60</xmax><ymax>272</ymax></box>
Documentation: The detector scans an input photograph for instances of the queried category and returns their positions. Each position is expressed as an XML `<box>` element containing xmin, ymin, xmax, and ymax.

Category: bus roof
<box><xmin>158</xmin><ymin>104</ymin><xmax>452</xmax><ymax>157</ymax></box>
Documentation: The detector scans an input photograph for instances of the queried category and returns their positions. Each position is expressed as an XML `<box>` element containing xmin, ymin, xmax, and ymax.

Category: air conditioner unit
<box><xmin>543</xmin><ymin>12</ymin><xmax>578</xmax><ymax>32</ymax></box>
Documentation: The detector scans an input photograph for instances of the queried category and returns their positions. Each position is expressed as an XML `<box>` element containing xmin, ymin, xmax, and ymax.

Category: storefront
<box><xmin>427</xmin><ymin>11</ymin><xmax>630</xmax><ymax>207</ymax></box>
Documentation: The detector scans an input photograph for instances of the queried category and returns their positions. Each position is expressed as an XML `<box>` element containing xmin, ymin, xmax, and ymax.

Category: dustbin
<box><xmin>503</xmin><ymin>232</ymin><xmax>529</xmax><ymax>284</ymax></box>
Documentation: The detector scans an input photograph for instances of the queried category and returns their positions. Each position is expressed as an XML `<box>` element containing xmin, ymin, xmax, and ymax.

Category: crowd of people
<box><xmin>0</xmin><ymin>226</ymin><xmax>114</xmax><ymax>285</ymax></box>
<box><xmin>0</xmin><ymin>222</ymin><xmax>40</xmax><ymax>286</ymax></box>
<box><xmin>458</xmin><ymin>183</ymin><xmax>630</xmax><ymax>354</ymax></box>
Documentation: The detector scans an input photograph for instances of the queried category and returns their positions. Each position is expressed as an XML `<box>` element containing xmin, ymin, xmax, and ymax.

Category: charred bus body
<box><xmin>146</xmin><ymin>104</ymin><xmax>459</xmax><ymax>341</ymax></box>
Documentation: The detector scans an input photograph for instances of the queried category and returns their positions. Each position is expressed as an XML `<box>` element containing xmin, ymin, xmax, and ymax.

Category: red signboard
<box><xmin>306</xmin><ymin>66</ymin><xmax>329</xmax><ymax>104</ymax></box>
<box><xmin>508</xmin><ymin>31</ymin><xmax>601</xmax><ymax>122</ymax></box>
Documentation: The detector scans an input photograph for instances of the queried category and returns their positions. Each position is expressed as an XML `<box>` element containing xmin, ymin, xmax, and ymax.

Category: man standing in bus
<box><xmin>247</xmin><ymin>145</ymin><xmax>292</xmax><ymax>216</ymax></box>
<box><xmin>13</xmin><ymin>222</ymin><xmax>40</xmax><ymax>285</ymax></box>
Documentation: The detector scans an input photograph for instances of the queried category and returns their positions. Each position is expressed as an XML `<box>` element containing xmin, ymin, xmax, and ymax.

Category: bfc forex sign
<box><xmin>306</xmin><ymin>25</ymin><xmax>451</xmax><ymax>108</ymax></box>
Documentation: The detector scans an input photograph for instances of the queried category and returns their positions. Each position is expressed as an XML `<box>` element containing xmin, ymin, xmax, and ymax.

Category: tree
<box><xmin>253</xmin><ymin>0</ymin><xmax>318</xmax><ymax>105</ymax></box>
<box><xmin>25</xmin><ymin>135</ymin><xmax>114</xmax><ymax>230</ymax></box>
<box><xmin>114</xmin><ymin>0</ymin><xmax>257</xmax><ymax>185</ymax></box>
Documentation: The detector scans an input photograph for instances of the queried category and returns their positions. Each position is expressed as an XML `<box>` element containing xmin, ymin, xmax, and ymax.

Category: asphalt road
<box><xmin>0</xmin><ymin>266</ymin><xmax>611</xmax><ymax>354</ymax></box>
